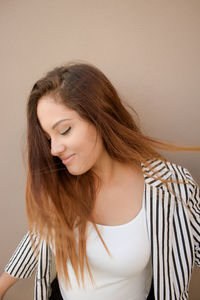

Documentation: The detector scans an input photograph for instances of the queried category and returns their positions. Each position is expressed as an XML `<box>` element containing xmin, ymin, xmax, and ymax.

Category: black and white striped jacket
<box><xmin>5</xmin><ymin>159</ymin><xmax>200</xmax><ymax>300</ymax></box>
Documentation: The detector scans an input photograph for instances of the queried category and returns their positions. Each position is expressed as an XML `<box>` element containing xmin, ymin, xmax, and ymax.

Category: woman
<box><xmin>0</xmin><ymin>62</ymin><xmax>199</xmax><ymax>300</ymax></box>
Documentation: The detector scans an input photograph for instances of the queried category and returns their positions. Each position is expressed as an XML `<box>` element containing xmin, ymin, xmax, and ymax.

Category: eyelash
<box><xmin>46</xmin><ymin>127</ymin><xmax>71</xmax><ymax>142</ymax></box>
<box><xmin>61</xmin><ymin>126</ymin><xmax>71</xmax><ymax>135</ymax></box>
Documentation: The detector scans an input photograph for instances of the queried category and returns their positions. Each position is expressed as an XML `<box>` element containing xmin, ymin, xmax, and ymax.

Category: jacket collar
<box><xmin>141</xmin><ymin>158</ymin><xmax>173</xmax><ymax>188</ymax></box>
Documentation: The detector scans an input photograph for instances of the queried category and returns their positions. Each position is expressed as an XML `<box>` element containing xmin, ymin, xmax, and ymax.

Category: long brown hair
<box><xmin>26</xmin><ymin>61</ymin><xmax>199</xmax><ymax>288</ymax></box>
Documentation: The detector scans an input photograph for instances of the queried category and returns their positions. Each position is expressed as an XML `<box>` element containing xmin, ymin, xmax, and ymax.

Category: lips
<box><xmin>61</xmin><ymin>154</ymin><xmax>75</xmax><ymax>165</ymax></box>
<box><xmin>61</xmin><ymin>154</ymin><xmax>74</xmax><ymax>160</ymax></box>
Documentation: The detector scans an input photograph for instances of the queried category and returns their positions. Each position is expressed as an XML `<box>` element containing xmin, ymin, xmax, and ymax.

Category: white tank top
<box><xmin>58</xmin><ymin>190</ymin><xmax>152</xmax><ymax>300</ymax></box>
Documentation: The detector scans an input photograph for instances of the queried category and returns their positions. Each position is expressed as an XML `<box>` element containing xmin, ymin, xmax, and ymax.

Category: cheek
<box><xmin>77</xmin><ymin>134</ymin><xmax>102</xmax><ymax>166</ymax></box>
<box><xmin>76</xmin><ymin>138</ymin><xmax>99</xmax><ymax>162</ymax></box>
<box><xmin>75</xmin><ymin>125</ymin><xmax>98</xmax><ymax>154</ymax></box>
<box><xmin>66</xmin><ymin>139</ymin><xmax>103</xmax><ymax>176</ymax></box>
<box><xmin>84</xmin><ymin>132</ymin><xmax>101</xmax><ymax>158</ymax></box>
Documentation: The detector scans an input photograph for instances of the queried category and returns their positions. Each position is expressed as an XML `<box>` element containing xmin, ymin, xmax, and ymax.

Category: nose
<box><xmin>50</xmin><ymin>140</ymin><xmax>66</xmax><ymax>157</ymax></box>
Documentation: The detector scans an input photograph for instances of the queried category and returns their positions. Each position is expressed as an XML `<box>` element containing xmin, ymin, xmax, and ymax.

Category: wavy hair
<box><xmin>26</xmin><ymin>61</ymin><xmax>199</xmax><ymax>288</ymax></box>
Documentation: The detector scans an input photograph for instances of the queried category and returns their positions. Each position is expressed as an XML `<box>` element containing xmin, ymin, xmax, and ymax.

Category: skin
<box><xmin>0</xmin><ymin>272</ymin><xmax>19</xmax><ymax>299</ymax></box>
<box><xmin>37</xmin><ymin>95</ymin><xmax>145</xmax><ymax>226</ymax></box>
<box><xmin>37</xmin><ymin>95</ymin><xmax>126</xmax><ymax>184</ymax></box>
<box><xmin>0</xmin><ymin>96</ymin><xmax>145</xmax><ymax>298</ymax></box>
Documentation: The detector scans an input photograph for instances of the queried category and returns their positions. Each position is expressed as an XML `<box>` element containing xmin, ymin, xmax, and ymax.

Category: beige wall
<box><xmin>0</xmin><ymin>0</ymin><xmax>199</xmax><ymax>299</ymax></box>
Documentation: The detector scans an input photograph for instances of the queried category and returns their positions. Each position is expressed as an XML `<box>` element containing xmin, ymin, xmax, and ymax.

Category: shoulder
<box><xmin>165</xmin><ymin>160</ymin><xmax>198</xmax><ymax>185</ymax></box>
<box><xmin>142</xmin><ymin>158</ymin><xmax>199</xmax><ymax>202</ymax></box>
<box><xmin>165</xmin><ymin>160</ymin><xmax>199</xmax><ymax>199</ymax></box>
<box><xmin>142</xmin><ymin>157</ymin><xmax>198</xmax><ymax>182</ymax></box>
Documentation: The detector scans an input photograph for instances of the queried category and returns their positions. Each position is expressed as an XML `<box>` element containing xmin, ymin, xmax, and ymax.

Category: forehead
<box><xmin>36</xmin><ymin>95</ymin><xmax>82</xmax><ymax>134</ymax></box>
<box><xmin>37</xmin><ymin>95</ymin><xmax>76</xmax><ymax>119</ymax></box>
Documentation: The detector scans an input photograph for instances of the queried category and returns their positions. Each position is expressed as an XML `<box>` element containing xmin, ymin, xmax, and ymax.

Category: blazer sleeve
<box><xmin>183</xmin><ymin>168</ymin><xmax>200</xmax><ymax>267</ymax></box>
<box><xmin>4</xmin><ymin>231</ymin><xmax>40</xmax><ymax>278</ymax></box>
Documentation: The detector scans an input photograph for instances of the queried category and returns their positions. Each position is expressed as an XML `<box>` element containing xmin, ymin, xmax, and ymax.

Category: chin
<box><xmin>67</xmin><ymin>161</ymin><xmax>96</xmax><ymax>176</ymax></box>
<box><xmin>66</xmin><ymin>166</ymin><xmax>89</xmax><ymax>176</ymax></box>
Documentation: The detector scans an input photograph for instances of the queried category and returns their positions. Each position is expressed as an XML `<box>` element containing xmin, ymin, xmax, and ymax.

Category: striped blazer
<box><xmin>5</xmin><ymin>159</ymin><xmax>200</xmax><ymax>300</ymax></box>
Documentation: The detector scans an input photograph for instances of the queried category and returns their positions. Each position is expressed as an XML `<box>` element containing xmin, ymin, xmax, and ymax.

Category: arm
<box><xmin>0</xmin><ymin>272</ymin><xmax>19</xmax><ymax>299</ymax></box>
<box><xmin>0</xmin><ymin>232</ymin><xmax>40</xmax><ymax>299</ymax></box>
<box><xmin>5</xmin><ymin>231</ymin><xmax>39</xmax><ymax>278</ymax></box>
<box><xmin>184</xmin><ymin>168</ymin><xmax>200</xmax><ymax>267</ymax></box>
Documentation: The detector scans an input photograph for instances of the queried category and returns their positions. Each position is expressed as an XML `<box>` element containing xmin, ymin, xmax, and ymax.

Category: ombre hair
<box><xmin>26</xmin><ymin>62</ymin><xmax>199</xmax><ymax>288</ymax></box>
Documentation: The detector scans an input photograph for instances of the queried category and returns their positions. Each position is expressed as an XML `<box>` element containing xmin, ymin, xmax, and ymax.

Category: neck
<box><xmin>92</xmin><ymin>150</ymin><xmax>138</xmax><ymax>188</ymax></box>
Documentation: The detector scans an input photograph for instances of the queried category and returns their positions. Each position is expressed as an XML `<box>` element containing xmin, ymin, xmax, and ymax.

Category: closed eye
<box><xmin>61</xmin><ymin>126</ymin><xmax>71</xmax><ymax>135</ymax></box>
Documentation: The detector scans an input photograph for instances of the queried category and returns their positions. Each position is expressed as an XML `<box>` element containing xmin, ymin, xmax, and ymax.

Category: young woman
<box><xmin>0</xmin><ymin>62</ymin><xmax>199</xmax><ymax>300</ymax></box>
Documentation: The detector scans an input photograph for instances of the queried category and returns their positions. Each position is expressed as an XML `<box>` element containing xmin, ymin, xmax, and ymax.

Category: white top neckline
<box><xmin>89</xmin><ymin>183</ymin><xmax>146</xmax><ymax>229</ymax></box>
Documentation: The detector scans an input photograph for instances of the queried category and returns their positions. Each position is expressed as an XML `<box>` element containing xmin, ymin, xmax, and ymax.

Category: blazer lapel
<box><xmin>142</xmin><ymin>159</ymin><xmax>176</xmax><ymax>300</ymax></box>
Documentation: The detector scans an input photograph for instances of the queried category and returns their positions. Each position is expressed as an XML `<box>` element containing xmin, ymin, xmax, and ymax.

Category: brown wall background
<box><xmin>0</xmin><ymin>0</ymin><xmax>199</xmax><ymax>299</ymax></box>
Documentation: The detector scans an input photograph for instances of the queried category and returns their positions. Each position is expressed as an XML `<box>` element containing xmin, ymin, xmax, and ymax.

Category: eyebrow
<box><xmin>52</xmin><ymin>118</ymin><xmax>72</xmax><ymax>129</ymax></box>
<box><xmin>42</xmin><ymin>118</ymin><xmax>72</xmax><ymax>137</ymax></box>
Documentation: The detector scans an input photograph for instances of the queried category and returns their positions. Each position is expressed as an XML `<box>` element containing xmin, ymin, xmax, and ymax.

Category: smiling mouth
<box><xmin>61</xmin><ymin>154</ymin><xmax>75</xmax><ymax>165</ymax></box>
